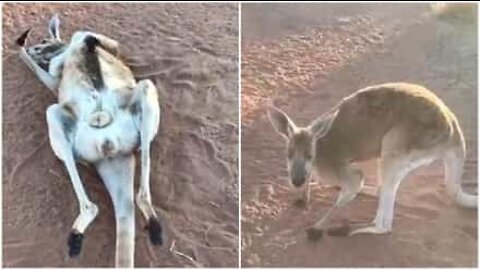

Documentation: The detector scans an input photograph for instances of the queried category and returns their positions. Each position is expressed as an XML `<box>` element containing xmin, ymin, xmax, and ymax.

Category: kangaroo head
<box><xmin>267</xmin><ymin>106</ymin><xmax>337</xmax><ymax>188</ymax></box>
<box><xmin>16</xmin><ymin>14</ymin><xmax>66</xmax><ymax>70</ymax></box>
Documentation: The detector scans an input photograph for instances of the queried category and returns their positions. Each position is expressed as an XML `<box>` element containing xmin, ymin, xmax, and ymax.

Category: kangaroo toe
<box><xmin>146</xmin><ymin>217</ymin><xmax>163</xmax><ymax>246</ymax></box>
<box><xmin>67</xmin><ymin>231</ymin><xmax>84</xmax><ymax>257</ymax></box>
<box><xmin>306</xmin><ymin>227</ymin><xmax>324</xmax><ymax>241</ymax></box>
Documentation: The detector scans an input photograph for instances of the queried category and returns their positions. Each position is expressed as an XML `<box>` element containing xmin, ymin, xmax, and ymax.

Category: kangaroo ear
<box><xmin>267</xmin><ymin>106</ymin><xmax>296</xmax><ymax>139</ymax></box>
<box><xmin>48</xmin><ymin>14</ymin><xmax>61</xmax><ymax>41</ymax></box>
<box><xmin>309</xmin><ymin>109</ymin><xmax>338</xmax><ymax>139</ymax></box>
<box><xmin>16</xmin><ymin>28</ymin><xmax>32</xmax><ymax>47</ymax></box>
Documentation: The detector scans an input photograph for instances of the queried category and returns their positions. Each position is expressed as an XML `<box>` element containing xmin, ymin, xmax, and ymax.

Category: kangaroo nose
<box><xmin>291</xmin><ymin>161</ymin><xmax>307</xmax><ymax>187</ymax></box>
<box><xmin>292</xmin><ymin>176</ymin><xmax>306</xmax><ymax>187</ymax></box>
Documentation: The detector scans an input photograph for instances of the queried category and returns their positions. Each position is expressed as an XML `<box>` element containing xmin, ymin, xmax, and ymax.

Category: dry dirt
<box><xmin>3</xmin><ymin>3</ymin><xmax>238</xmax><ymax>267</ymax></box>
<box><xmin>241</xmin><ymin>3</ymin><xmax>477</xmax><ymax>267</ymax></box>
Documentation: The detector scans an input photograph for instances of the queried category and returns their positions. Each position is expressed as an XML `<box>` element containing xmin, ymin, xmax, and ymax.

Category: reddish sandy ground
<box><xmin>3</xmin><ymin>3</ymin><xmax>238</xmax><ymax>267</ymax></box>
<box><xmin>241</xmin><ymin>3</ymin><xmax>477</xmax><ymax>267</ymax></box>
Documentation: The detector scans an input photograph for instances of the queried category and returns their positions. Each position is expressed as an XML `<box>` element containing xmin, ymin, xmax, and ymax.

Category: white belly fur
<box><xmin>72</xmin><ymin>109</ymin><xmax>140</xmax><ymax>163</ymax></box>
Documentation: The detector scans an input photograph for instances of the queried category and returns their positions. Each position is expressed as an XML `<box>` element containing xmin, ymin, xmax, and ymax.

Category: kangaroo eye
<box><xmin>41</xmin><ymin>39</ymin><xmax>48</xmax><ymax>44</ymax></box>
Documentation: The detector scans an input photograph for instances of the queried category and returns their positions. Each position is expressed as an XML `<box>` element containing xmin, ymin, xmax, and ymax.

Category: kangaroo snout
<box><xmin>290</xmin><ymin>161</ymin><xmax>307</xmax><ymax>187</ymax></box>
<box><xmin>291</xmin><ymin>176</ymin><xmax>306</xmax><ymax>187</ymax></box>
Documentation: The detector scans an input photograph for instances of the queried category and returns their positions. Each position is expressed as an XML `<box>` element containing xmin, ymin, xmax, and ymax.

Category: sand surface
<box><xmin>3</xmin><ymin>3</ymin><xmax>238</xmax><ymax>267</ymax></box>
<box><xmin>241</xmin><ymin>3</ymin><xmax>477</xmax><ymax>267</ymax></box>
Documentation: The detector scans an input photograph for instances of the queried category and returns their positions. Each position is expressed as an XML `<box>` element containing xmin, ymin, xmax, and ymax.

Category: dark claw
<box><xmin>293</xmin><ymin>198</ymin><xmax>308</xmax><ymax>208</ymax></box>
<box><xmin>306</xmin><ymin>227</ymin><xmax>324</xmax><ymax>241</ymax></box>
<box><xmin>67</xmin><ymin>232</ymin><xmax>84</xmax><ymax>257</ymax></box>
<box><xmin>327</xmin><ymin>225</ymin><xmax>351</xmax><ymax>237</ymax></box>
<box><xmin>146</xmin><ymin>217</ymin><xmax>163</xmax><ymax>246</ymax></box>
<box><xmin>16</xmin><ymin>28</ymin><xmax>32</xmax><ymax>47</ymax></box>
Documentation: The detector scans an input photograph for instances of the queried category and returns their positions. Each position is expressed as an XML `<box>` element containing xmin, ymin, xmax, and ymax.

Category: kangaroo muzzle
<box><xmin>290</xmin><ymin>160</ymin><xmax>307</xmax><ymax>187</ymax></box>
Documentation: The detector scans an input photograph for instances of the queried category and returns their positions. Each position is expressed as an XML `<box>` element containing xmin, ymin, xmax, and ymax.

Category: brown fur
<box><xmin>316</xmin><ymin>82</ymin><xmax>460</xmax><ymax>168</ymax></box>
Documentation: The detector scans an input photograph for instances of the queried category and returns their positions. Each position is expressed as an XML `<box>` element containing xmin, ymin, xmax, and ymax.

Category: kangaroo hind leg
<box><xmin>46</xmin><ymin>104</ymin><xmax>99</xmax><ymax>257</ymax></box>
<box><xmin>129</xmin><ymin>79</ymin><xmax>162</xmax><ymax>245</ymax></box>
<box><xmin>350</xmin><ymin>127</ymin><xmax>437</xmax><ymax>235</ymax></box>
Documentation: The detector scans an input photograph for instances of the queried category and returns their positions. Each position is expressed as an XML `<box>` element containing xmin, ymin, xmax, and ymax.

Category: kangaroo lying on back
<box><xmin>17</xmin><ymin>15</ymin><xmax>161</xmax><ymax>267</ymax></box>
<box><xmin>268</xmin><ymin>82</ymin><xmax>477</xmax><ymax>240</ymax></box>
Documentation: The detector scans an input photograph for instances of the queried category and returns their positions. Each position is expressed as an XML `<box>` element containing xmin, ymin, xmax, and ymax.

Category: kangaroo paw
<box><xmin>146</xmin><ymin>217</ymin><xmax>163</xmax><ymax>246</ymax></box>
<box><xmin>67</xmin><ymin>231</ymin><xmax>84</xmax><ymax>257</ymax></box>
<box><xmin>306</xmin><ymin>227</ymin><xmax>324</xmax><ymax>241</ymax></box>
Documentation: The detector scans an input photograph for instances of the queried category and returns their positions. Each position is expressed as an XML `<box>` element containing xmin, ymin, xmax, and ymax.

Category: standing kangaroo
<box><xmin>16</xmin><ymin>15</ymin><xmax>162</xmax><ymax>267</ymax></box>
<box><xmin>268</xmin><ymin>82</ymin><xmax>477</xmax><ymax>240</ymax></box>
